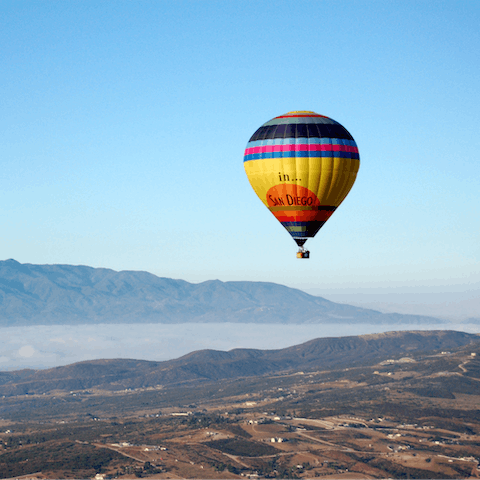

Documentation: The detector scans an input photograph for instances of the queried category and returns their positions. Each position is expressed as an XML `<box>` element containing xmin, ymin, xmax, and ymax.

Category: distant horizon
<box><xmin>2</xmin><ymin>257</ymin><xmax>479</xmax><ymax>321</ymax></box>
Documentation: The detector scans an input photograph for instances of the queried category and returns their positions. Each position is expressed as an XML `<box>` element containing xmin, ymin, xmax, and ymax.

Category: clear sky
<box><xmin>1</xmin><ymin>0</ymin><xmax>479</xmax><ymax>294</ymax></box>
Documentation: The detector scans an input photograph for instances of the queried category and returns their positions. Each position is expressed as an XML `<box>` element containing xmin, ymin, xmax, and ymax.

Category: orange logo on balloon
<box><xmin>266</xmin><ymin>184</ymin><xmax>320</xmax><ymax>209</ymax></box>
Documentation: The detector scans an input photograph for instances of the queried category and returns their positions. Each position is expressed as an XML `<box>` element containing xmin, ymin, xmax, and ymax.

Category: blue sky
<box><xmin>1</xmin><ymin>0</ymin><xmax>479</xmax><ymax>295</ymax></box>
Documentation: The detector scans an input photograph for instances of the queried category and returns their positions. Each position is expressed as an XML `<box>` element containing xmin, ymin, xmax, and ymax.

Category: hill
<box><xmin>0</xmin><ymin>259</ymin><xmax>443</xmax><ymax>326</ymax></box>
<box><xmin>1</xmin><ymin>330</ymin><xmax>479</xmax><ymax>480</ymax></box>
<box><xmin>0</xmin><ymin>330</ymin><xmax>477</xmax><ymax>396</ymax></box>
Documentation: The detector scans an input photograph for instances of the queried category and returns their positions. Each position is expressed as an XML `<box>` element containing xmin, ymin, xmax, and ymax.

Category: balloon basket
<box><xmin>297</xmin><ymin>247</ymin><xmax>310</xmax><ymax>259</ymax></box>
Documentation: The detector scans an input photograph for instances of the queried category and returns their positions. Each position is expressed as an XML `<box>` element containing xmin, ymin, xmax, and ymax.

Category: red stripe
<box><xmin>275</xmin><ymin>114</ymin><xmax>327</xmax><ymax>119</ymax></box>
<box><xmin>272</xmin><ymin>210</ymin><xmax>334</xmax><ymax>222</ymax></box>
<box><xmin>245</xmin><ymin>144</ymin><xmax>358</xmax><ymax>155</ymax></box>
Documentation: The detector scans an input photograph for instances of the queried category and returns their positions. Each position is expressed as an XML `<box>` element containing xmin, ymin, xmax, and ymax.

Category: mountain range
<box><xmin>0</xmin><ymin>259</ymin><xmax>446</xmax><ymax>326</ymax></box>
<box><xmin>0</xmin><ymin>330</ymin><xmax>478</xmax><ymax>396</ymax></box>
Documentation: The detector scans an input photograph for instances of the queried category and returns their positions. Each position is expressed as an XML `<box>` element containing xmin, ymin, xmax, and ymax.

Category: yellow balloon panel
<box><xmin>244</xmin><ymin>156</ymin><xmax>359</xmax><ymax>208</ymax></box>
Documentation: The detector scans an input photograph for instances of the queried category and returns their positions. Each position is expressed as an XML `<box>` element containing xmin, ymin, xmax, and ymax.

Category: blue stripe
<box><xmin>244</xmin><ymin>151</ymin><xmax>360</xmax><ymax>161</ymax></box>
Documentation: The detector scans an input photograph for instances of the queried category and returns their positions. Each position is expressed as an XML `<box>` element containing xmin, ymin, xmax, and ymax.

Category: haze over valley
<box><xmin>0</xmin><ymin>260</ymin><xmax>478</xmax><ymax>371</ymax></box>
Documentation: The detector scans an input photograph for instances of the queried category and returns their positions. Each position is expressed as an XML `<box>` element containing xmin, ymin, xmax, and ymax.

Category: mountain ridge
<box><xmin>0</xmin><ymin>259</ymin><xmax>444</xmax><ymax>326</ymax></box>
<box><xmin>0</xmin><ymin>330</ymin><xmax>478</xmax><ymax>396</ymax></box>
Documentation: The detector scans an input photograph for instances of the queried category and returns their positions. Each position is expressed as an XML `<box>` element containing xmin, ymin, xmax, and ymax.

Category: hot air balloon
<box><xmin>243</xmin><ymin>111</ymin><xmax>360</xmax><ymax>258</ymax></box>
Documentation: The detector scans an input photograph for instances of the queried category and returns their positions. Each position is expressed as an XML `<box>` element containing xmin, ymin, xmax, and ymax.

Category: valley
<box><xmin>0</xmin><ymin>332</ymin><xmax>479</xmax><ymax>479</ymax></box>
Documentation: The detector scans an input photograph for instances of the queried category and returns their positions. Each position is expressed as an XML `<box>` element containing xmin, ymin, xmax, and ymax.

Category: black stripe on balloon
<box><xmin>249</xmin><ymin>123</ymin><xmax>354</xmax><ymax>142</ymax></box>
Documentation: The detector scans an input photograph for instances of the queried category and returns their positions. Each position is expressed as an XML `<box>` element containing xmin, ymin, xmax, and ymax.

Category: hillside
<box><xmin>1</xmin><ymin>330</ymin><xmax>480</xmax><ymax>480</ymax></box>
<box><xmin>0</xmin><ymin>330</ymin><xmax>477</xmax><ymax>396</ymax></box>
<box><xmin>0</xmin><ymin>259</ymin><xmax>443</xmax><ymax>326</ymax></box>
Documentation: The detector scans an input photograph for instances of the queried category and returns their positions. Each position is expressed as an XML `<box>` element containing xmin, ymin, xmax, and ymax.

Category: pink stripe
<box><xmin>245</xmin><ymin>144</ymin><xmax>358</xmax><ymax>155</ymax></box>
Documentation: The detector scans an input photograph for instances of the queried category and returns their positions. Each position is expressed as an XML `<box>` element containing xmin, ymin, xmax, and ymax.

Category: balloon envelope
<box><xmin>243</xmin><ymin>111</ymin><xmax>360</xmax><ymax>246</ymax></box>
